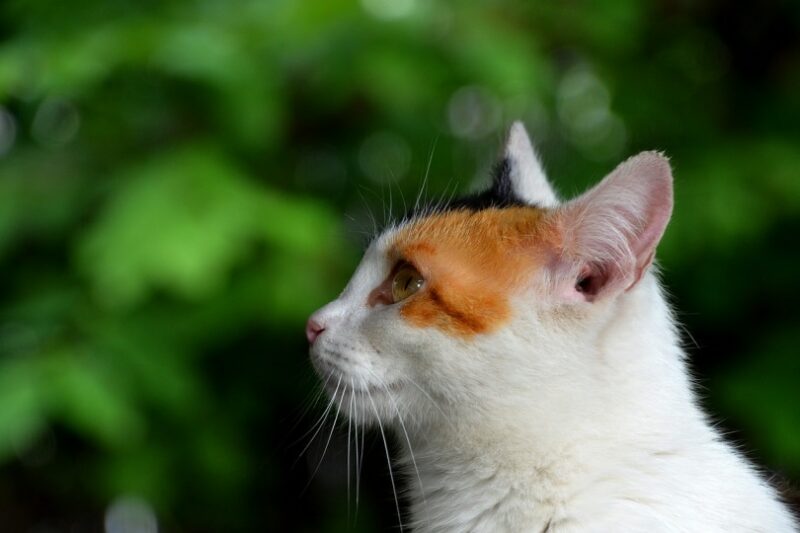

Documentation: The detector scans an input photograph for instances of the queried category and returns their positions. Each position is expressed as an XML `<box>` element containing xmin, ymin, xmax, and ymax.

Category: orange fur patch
<box><xmin>390</xmin><ymin>207</ymin><xmax>557</xmax><ymax>337</ymax></box>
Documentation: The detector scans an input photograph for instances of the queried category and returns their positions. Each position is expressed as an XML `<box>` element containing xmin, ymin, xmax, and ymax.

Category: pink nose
<box><xmin>306</xmin><ymin>319</ymin><xmax>325</xmax><ymax>345</ymax></box>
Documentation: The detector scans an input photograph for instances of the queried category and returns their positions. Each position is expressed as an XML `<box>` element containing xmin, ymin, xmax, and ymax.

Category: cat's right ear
<box><xmin>501</xmin><ymin>121</ymin><xmax>559</xmax><ymax>207</ymax></box>
<box><xmin>548</xmin><ymin>151</ymin><xmax>673</xmax><ymax>302</ymax></box>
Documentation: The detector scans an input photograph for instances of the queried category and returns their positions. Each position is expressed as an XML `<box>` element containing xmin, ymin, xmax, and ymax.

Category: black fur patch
<box><xmin>407</xmin><ymin>158</ymin><xmax>529</xmax><ymax>220</ymax></box>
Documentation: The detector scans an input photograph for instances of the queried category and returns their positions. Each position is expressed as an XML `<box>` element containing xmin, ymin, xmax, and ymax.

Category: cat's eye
<box><xmin>391</xmin><ymin>265</ymin><xmax>424</xmax><ymax>303</ymax></box>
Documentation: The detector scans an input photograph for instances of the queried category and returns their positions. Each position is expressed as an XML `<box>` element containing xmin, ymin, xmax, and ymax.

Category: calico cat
<box><xmin>306</xmin><ymin>122</ymin><xmax>797</xmax><ymax>532</ymax></box>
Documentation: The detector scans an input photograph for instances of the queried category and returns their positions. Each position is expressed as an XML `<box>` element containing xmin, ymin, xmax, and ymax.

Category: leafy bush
<box><xmin>0</xmin><ymin>0</ymin><xmax>798</xmax><ymax>530</ymax></box>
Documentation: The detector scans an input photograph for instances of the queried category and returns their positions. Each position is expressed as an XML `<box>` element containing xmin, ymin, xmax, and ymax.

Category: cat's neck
<box><xmin>398</xmin><ymin>274</ymin><xmax>709</xmax><ymax>530</ymax></box>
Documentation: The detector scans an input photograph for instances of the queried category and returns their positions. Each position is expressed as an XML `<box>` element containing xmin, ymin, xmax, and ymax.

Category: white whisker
<box><xmin>365</xmin><ymin>368</ymin><xmax>426</xmax><ymax>505</ymax></box>
<box><xmin>286</xmin><ymin>372</ymin><xmax>331</xmax><ymax>442</ymax></box>
<box><xmin>347</xmin><ymin>378</ymin><xmax>354</xmax><ymax>525</ymax></box>
<box><xmin>415</xmin><ymin>136</ymin><xmax>438</xmax><ymax>214</ymax></box>
<box><xmin>306</xmin><ymin>378</ymin><xmax>344</xmax><ymax>486</ymax></box>
<box><xmin>404</xmin><ymin>376</ymin><xmax>454</xmax><ymax>430</ymax></box>
<box><xmin>358</xmin><ymin>406</ymin><xmax>365</xmax><ymax>503</ymax></box>
<box><xmin>296</xmin><ymin>375</ymin><xmax>341</xmax><ymax>464</ymax></box>
<box><xmin>364</xmin><ymin>376</ymin><xmax>404</xmax><ymax>532</ymax></box>
<box><xmin>356</xmin><ymin>188</ymin><xmax>379</xmax><ymax>239</ymax></box>
<box><xmin>398</xmin><ymin>180</ymin><xmax>408</xmax><ymax>217</ymax></box>
<box><xmin>388</xmin><ymin>183</ymin><xmax>395</xmax><ymax>227</ymax></box>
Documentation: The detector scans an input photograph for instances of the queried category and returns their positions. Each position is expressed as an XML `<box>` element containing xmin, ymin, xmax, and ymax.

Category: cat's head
<box><xmin>307</xmin><ymin>122</ymin><xmax>673</xmax><ymax>431</ymax></box>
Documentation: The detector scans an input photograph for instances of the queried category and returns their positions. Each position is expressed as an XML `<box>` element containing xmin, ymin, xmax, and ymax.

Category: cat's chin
<box><xmin>338</xmin><ymin>380</ymin><xmax>403</xmax><ymax>400</ymax></box>
<box><xmin>334</xmin><ymin>383</ymin><xmax>405</xmax><ymax>427</ymax></box>
<box><xmin>312</xmin><ymin>354</ymin><xmax>403</xmax><ymax>400</ymax></box>
<box><xmin>311</xmin><ymin>358</ymin><xmax>404</xmax><ymax>424</ymax></box>
<box><xmin>322</xmin><ymin>370</ymin><xmax>403</xmax><ymax>401</ymax></box>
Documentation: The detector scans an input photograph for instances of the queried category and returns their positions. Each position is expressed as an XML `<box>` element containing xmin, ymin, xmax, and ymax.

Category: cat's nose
<box><xmin>306</xmin><ymin>318</ymin><xmax>325</xmax><ymax>345</ymax></box>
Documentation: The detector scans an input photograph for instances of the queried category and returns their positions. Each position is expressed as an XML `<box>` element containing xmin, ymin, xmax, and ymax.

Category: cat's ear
<box><xmin>552</xmin><ymin>151</ymin><xmax>673</xmax><ymax>301</ymax></box>
<box><xmin>500</xmin><ymin>122</ymin><xmax>559</xmax><ymax>207</ymax></box>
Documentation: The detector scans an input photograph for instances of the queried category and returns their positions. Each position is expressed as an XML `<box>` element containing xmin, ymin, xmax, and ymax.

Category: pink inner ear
<box><xmin>626</xmin><ymin>180</ymin><xmax>672</xmax><ymax>290</ymax></box>
<box><xmin>630</xmin><ymin>174</ymin><xmax>673</xmax><ymax>259</ymax></box>
<box><xmin>573</xmin><ymin>263</ymin><xmax>610</xmax><ymax>301</ymax></box>
<box><xmin>556</xmin><ymin>151</ymin><xmax>674</xmax><ymax>299</ymax></box>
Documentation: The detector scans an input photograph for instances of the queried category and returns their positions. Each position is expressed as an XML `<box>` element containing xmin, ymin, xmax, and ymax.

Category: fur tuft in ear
<box><xmin>556</xmin><ymin>151</ymin><xmax>673</xmax><ymax>300</ymax></box>
<box><xmin>502</xmin><ymin>122</ymin><xmax>559</xmax><ymax>207</ymax></box>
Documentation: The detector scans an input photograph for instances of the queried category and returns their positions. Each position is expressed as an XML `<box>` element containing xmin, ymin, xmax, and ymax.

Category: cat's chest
<box><xmin>407</xmin><ymin>460</ymin><xmax>560</xmax><ymax>533</ymax></box>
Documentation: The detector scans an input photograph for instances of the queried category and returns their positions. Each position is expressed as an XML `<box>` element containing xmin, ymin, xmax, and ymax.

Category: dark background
<box><xmin>0</xmin><ymin>0</ymin><xmax>798</xmax><ymax>531</ymax></box>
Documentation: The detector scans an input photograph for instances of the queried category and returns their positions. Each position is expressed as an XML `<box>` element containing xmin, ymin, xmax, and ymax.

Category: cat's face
<box><xmin>307</xmin><ymin>123</ymin><xmax>673</xmax><ymax>431</ymax></box>
<box><xmin>307</xmin><ymin>206</ymin><xmax>557</xmax><ymax>428</ymax></box>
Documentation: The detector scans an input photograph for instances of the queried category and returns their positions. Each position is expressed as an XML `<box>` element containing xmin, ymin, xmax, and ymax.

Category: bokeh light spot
<box><xmin>104</xmin><ymin>496</ymin><xmax>158</xmax><ymax>533</ymax></box>
<box><xmin>361</xmin><ymin>0</ymin><xmax>416</xmax><ymax>20</ymax></box>
<box><xmin>31</xmin><ymin>97</ymin><xmax>80</xmax><ymax>148</ymax></box>
<box><xmin>557</xmin><ymin>66</ymin><xmax>626</xmax><ymax>159</ymax></box>
<box><xmin>447</xmin><ymin>86</ymin><xmax>501</xmax><ymax>139</ymax></box>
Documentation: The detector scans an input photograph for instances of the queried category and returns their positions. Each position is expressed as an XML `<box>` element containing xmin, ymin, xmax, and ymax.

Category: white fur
<box><xmin>505</xmin><ymin>121</ymin><xmax>559</xmax><ymax>207</ymax></box>
<box><xmin>307</xmin><ymin>125</ymin><xmax>797</xmax><ymax>532</ymax></box>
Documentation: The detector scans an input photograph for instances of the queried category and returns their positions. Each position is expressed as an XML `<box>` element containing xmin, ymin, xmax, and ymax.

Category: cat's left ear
<box><xmin>500</xmin><ymin>122</ymin><xmax>559</xmax><ymax>207</ymax></box>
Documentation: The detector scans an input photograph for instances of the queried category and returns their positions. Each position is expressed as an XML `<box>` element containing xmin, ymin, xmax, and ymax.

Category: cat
<box><xmin>306</xmin><ymin>122</ymin><xmax>797</xmax><ymax>532</ymax></box>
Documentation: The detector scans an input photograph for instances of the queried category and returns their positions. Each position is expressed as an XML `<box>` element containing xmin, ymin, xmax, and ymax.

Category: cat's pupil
<box><xmin>576</xmin><ymin>276</ymin><xmax>591</xmax><ymax>293</ymax></box>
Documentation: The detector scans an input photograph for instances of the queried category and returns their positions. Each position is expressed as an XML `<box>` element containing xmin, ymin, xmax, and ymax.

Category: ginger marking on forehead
<box><xmin>404</xmin><ymin>241</ymin><xmax>436</xmax><ymax>256</ymax></box>
<box><xmin>391</xmin><ymin>206</ymin><xmax>555</xmax><ymax>337</ymax></box>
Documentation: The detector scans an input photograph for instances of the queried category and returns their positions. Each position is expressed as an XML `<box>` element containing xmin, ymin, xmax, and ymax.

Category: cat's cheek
<box><xmin>398</xmin><ymin>290</ymin><xmax>511</xmax><ymax>339</ymax></box>
<box><xmin>365</xmin><ymin>311</ymin><xmax>430</xmax><ymax>353</ymax></box>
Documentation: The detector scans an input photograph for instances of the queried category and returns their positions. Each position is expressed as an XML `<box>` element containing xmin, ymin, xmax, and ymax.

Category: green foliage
<box><xmin>0</xmin><ymin>0</ymin><xmax>798</xmax><ymax>530</ymax></box>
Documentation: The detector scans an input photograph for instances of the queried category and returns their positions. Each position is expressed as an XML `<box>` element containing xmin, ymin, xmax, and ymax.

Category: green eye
<box><xmin>391</xmin><ymin>265</ymin><xmax>424</xmax><ymax>303</ymax></box>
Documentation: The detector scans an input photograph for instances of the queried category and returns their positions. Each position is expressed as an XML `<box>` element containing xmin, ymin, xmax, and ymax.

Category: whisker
<box><xmin>404</xmin><ymin>376</ymin><xmax>455</xmax><ymax>431</ymax></box>
<box><xmin>295</xmin><ymin>376</ymin><xmax>341</xmax><ymax>463</ymax></box>
<box><xmin>436</xmin><ymin>177</ymin><xmax>459</xmax><ymax>214</ymax></box>
<box><xmin>679</xmin><ymin>322</ymin><xmax>700</xmax><ymax>350</ymax></box>
<box><xmin>347</xmin><ymin>378</ymin><xmax>354</xmax><ymax>525</ymax></box>
<box><xmin>398</xmin><ymin>180</ymin><xmax>408</xmax><ymax>218</ymax></box>
<box><xmin>305</xmin><ymin>378</ymin><xmax>344</xmax><ymax>489</ymax></box>
<box><xmin>388</xmin><ymin>183</ymin><xmax>394</xmax><ymax>227</ymax></box>
<box><xmin>353</xmin><ymin>395</ymin><xmax>361</xmax><ymax>509</ymax></box>
<box><xmin>364</xmin><ymin>376</ymin><xmax>405</xmax><ymax>532</ymax></box>
<box><xmin>356</xmin><ymin>187</ymin><xmax>380</xmax><ymax>239</ymax></box>
<box><xmin>286</xmin><ymin>371</ymin><xmax>335</xmax><ymax>442</ymax></box>
<box><xmin>365</xmin><ymin>368</ymin><xmax>426</xmax><ymax>506</ymax></box>
<box><xmin>415</xmin><ymin>136</ymin><xmax>439</xmax><ymax>214</ymax></box>
<box><xmin>358</xmin><ymin>405</ymin><xmax>366</xmax><ymax>505</ymax></box>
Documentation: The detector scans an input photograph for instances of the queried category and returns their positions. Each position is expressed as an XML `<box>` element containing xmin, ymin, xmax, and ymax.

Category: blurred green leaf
<box><xmin>44</xmin><ymin>351</ymin><xmax>145</xmax><ymax>449</ymax></box>
<box><xmin>0</xmin><ymin>0</ymin><xmax>798</xmax><ymax>529</ymax></box>
<box><xmin>0</xmin><ymin>360</ymin><xmax>46</xmax><ymax>461</ymax></box>
<box><xmin>78</xmin><ymin>146</ymin><xmax>340</xmax><ymax>308</ymax></box>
